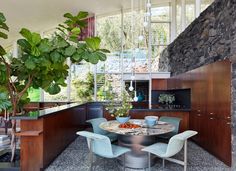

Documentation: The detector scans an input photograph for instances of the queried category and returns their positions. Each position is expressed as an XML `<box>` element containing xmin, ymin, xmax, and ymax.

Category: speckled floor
<box><xmin>46</xmin><ymin>136</ymin><xmax>231</xmax><ymax>171</ymax></box>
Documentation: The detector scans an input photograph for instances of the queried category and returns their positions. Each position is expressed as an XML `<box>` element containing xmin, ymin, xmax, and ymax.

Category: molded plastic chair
<box><xmin>158</xmin><ymin>116</ymin><xmax>182</xmax><ymax>139</ymax></box>
<box><xmin>142</xmin><ymin>130</ymin><xmax>198</xmax><ymax>171</ymax></box>
<box><xmin>87</xmin><ymin>118</ymin><xmax>118</xmax><ymax>142</ymax></box>
<box><xmin>77</xmin><ymin>131</ymin><xmax>131</xmax><ymax>171</ymax></box>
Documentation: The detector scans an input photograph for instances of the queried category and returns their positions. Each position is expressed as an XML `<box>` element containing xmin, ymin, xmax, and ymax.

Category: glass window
<box><xmin>44</xmin><ymin>86</ymin><xmax>68</xmax><ymax>102</ymax></box>
<box><xmin>176</xmin><ymin>0</ymin><xmax>182</xmax><ymax>35</ymax></box>
<box><xmin>96</xmin><ymin>73</ymin><xmax>122</xmax><ymax>101</ymax></box>
<box><xmin>186</xmin><ymin>0</ymin><xmax>195</xmax><ymax>26</ymax></box>
<box><xmin>70</xmin><ymin>62</ymin><xmax>94</xmax><ymax>102</ymax></box>
<box><xmin>201</xmin><ymin>0</ymin><xmax>214</xmax><ymax>11</ymax></box>
<box><xmin>151</xmin><ymin>5</ymin><xmax>170</xmax><ymax>21</ymax></box>
<box><xmin>96</xmin><ymin>14</ymin><xmax>121</xmax><ymax>52</ymax></box>
<box><xmin>152</xmin><ymin>23</ymin><xmax>170</xmax><ymax>45</ymax></box>
<box><xmin>28</xmin><ymin>88</ymin><xmax>40</xmax><ymax>102</ymax></box>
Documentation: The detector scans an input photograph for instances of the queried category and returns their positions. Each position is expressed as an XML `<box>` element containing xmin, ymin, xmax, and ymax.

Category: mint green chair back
<box><xmin>142</xmin><ymin>130</ymin><xmax>198</xmax><ymax>171</ymax></box>
<box><xmin>77</xmin><ymin>131</ymin><xmax>114</xmax><ymax>157</ymax></box>
<box><xmin>159</xmin><ymin>116</ymin><xmax>182</xmax><ymax>138</ymax></box>
<box><xmin>86</xmin><ymin>118</ymin><xmax>118</xmax><ymax>142</ymax></box>
<box><xmin>165</xmin><ymin>130</ymin><xmax>197</xmax><ymax>157</ymax></box>
<box><xmin>77</xmin><ymin>131</ymin><xmax>131</xmax><ymax>171</ymax></box>
<box><xmin>87</xmin><ymin>118</ymin><xmax>108</xmax><ymax>135</ymax></box>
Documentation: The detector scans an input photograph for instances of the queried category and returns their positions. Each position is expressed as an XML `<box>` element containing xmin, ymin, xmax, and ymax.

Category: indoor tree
<box><xmin>0</xmin><ymin>11</ymin><xmax>109</xmax><ymax>161</ymax></box>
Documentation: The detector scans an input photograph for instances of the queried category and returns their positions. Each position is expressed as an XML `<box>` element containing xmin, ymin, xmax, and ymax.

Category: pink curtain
<box><xmin>78</xmin><ymin>16</ymin><xmax>95</xmax><ymax>41</ymax></box>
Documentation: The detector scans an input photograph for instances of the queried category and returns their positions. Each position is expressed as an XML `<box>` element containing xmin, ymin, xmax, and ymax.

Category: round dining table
<box><xmin>100</xmin><ymin>119</ymin><xmax>175</xmax><ymax>169</ymax></box>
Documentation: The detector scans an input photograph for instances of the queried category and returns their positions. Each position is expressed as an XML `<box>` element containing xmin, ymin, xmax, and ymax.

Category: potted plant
<box><xmin>0</xmin><ymin>11</ymin><xmax>109</xmax><ymax>162</ymax></box>
<box><xmin>158</xmin><ymin>93</ymin><xmax>175</xmax><ymax>108</ymax></box>
<box><xmin>106</xmin><ymin>91</ymin><xmax>132</xmax><ymax>123</ymax></box>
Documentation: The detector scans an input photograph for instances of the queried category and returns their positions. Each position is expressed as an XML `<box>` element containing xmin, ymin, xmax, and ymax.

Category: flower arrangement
<box><xmin>158</xmin><ymin>94</ymin><xmax>175</xmax><ymax>104</ymax></box>
<box><xmin>106</xmin><ymin>91</ymin><xmax>132</xmax><ymax>117</ymax></box>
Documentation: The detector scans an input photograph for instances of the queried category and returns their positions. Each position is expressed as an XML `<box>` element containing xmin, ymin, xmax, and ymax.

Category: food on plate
<box><xmin>119</xmin><ymin>122</ymin><xmax>141</xmax><ymax>129</ymax></box>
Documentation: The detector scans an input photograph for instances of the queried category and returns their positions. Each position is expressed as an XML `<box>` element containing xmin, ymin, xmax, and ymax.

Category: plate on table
<box><xmin>157</xmin><ymin>121</ymin><xmax>168</xmax><ymax>125</ymax></box>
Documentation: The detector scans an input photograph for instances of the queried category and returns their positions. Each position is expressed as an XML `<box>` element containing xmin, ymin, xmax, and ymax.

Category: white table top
<box><xmin>100</xmin><ymin>119</ymin><xmax>175</xmax><ymax>136</ymax></box>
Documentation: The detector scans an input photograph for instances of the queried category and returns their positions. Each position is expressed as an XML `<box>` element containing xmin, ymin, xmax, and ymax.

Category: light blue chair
<box><xmin>77</xmin><ymin>131</ymin><xmax>131</xmax><ymax>171</ymax></box>
<box><xmin>142</xmin><ymin>130</ymin><xmax>198</xmax><ymax>171</ymax></box>
<box><xmin>158</xmin><ymin>116</ymin><xmax>182</xmax><ymax>139</ymax></box>
<box><xmin>86</xmin><ymin>118</ymin><xmax>118</xmax><ymax>142</ymax></box>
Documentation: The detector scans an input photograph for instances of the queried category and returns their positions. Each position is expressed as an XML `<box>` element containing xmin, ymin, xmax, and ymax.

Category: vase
<box><xmin>116</xmin><ymin>116</ymin><xmax>130</xmax><ymax>124</ymax></box>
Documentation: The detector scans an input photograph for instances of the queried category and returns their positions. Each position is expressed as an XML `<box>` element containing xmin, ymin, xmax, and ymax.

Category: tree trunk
<box><xmin>10</xmin><ymin>102</ymin><xmax>17</xmax><ymax>162</ymax></box>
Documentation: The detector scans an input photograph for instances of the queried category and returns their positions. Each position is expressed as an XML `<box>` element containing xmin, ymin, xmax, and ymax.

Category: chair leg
<box><xmin>162</xmin><ymin>159</ymin><xmax>165</xmax><ymax>168</ymax></box>
<box><xmin>89</xmin><ymin>139</ymin><xmax>93</xmax><ymax>171</ymax></box>
<box><xmin>148</xmin><ymin>152</ymin><xmax>151</xmax><ymax>171</ymax></box>
<box><xmin>123</xmin><ymin>154</ymin><xmax>126</xmax><ymax>171</ymax></box>
<box><xmin>184</xmin><ymin>140</ymin><xmax>187</xmax><ymax>171</ymax></box>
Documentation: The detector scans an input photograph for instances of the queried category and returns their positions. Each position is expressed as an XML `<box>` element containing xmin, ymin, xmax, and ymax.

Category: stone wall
<box><xmin>158</xmin><ymin>0</ymin><xmax>236</xmax><ymax>169</ymax></box>
<box><xmin>159</xmin><ymin>0</ymin><xmax>236</xmax><ymax>75</ymax></box>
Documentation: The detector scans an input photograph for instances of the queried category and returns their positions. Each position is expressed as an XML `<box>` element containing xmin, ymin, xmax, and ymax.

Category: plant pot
<box><xmin>116</xmin><ymin>116</ymin><xmax>130</xmax><ymax>124</ymax></box>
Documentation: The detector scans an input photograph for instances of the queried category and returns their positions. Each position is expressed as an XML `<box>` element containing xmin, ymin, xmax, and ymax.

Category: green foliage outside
<box><xmin>28</xmin><ymin>88</ymin><xmax>40</xmax><ymax>102</ymax></box>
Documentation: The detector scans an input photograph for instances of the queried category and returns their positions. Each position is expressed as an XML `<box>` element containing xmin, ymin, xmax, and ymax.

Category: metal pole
<box><xmin>147</xmin><ymin>0</ymin><xmax>152</xmax><ymax>109</ymax></box>
<box><xmin>121</xmin><ymin>8</ymin><xmax>124</xmax><ymax>97</ymax></box>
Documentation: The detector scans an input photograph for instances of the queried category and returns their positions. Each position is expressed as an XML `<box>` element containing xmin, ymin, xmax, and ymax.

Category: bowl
<box><xmin>116</xmin><ymin>116</ymin><xmax>130</xmax><ymax>124</ymax></box>
<box><xmin>145</xmin><ymin>116</ymin><xmax>158</xmax><ymax>126</ymax></box>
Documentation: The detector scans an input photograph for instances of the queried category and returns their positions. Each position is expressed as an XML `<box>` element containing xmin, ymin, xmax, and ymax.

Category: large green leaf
<box><xmin>0</xmin><ymin>12</ymin><xmax>6</xmax><ymax>23</ymax></box>
<box><xmin>63</xmin><ymin>13</ymin><xmax>74</xmax><ymax>19</ymax></box>
<box><xmin>72</xmin><ymin>52</ymin><xmax>82</xmax><ymax>62</ymax></box>
<box><xmin>38</xmin><ymin>39</ymin><xmax>51</xmax><ymax>53</ymax></box>
<box><xmin>71</xmin><ymin>27</ymin><xmax>81</xmax><ymax>35</ymax></box>
<box><xmin>96</xmin><ymin>52</ymin><xmax>107</xmax><ymax>61</ymax></box>
<box><xmin>31</xmin><ymin>33</ymin><xmax>41</xmax><ymax>45</ymax></box>
<box><xmin>19</xmin><ymin>28</ymin><xmax>32</xmax><ymax>41</ymax></box>
<box><xmin>0</xmin><ymin>32</ymin><xmax>7</xmax><ymax>39</ymax></box>
<box><xmin>46</xmin><ymin>83</ymin><xmax>61</xmax><ymax>95</ymax></box>
<box><xmin>0</xmin><ymin>45</ymin><xmax>6</xmax><ymax>56</ymax></box>
<box><xmin>77</xmin><ymin>11</ymin><xmax>88</xmax><ymax>19</ymax></box>
<box><xmin>56</xmin><ymin>37</ymin><xmax>69</xmax><ymax>48</ymax></box>
<box><xmin>25</xmin><ymin>58</ymin><xmax>36</xmax><ymax>70</ymax></box>
<box><xmin>50</xmin><ymin>51</ymin><xmax>62</xmax><ymax>63</ymax></box>
<box><xmin>0</xmin><ymin>22</ymin><xmax>9</xmax><ymax>31</ymax></box>
<box><xmin>31</xmin><ymin>46</ymin><xmax>41</xmax><ymax>56</ymax></box>
<box><xmin>0</xmin><ymin>92</ymin><xmax>11</xmax><ymax>112</ymax></box>
<box><xmin>85</xmin><ymin>37</ymin><xmax>101</xmax><ymax>51</ymax></box>
<box><xmin>65</xmin><ymin>46</ymin><xmax>76</xmax><ymax>56</ymax></box>
<box><xmin>17</xmin><ymin>39</ymin><xmax>31</xmax><ymax>50</ymax></box>
<box><xmin>88</xmin><ymin>53</ymin><xmax>99</xmax><ymax>64</ymax></box>
<box><xmin>99</xmin><ymin>49</ymin><xmax>110</xmax><ymax>53</ymax></box>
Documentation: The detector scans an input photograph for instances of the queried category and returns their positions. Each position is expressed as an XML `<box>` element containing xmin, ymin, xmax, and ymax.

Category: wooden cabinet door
<box><xmin>189</xmin><ymin>112</ymin><xmax>204</xmax><ymax>144</ymax></box>
<box><xmin>214</xmin><ymin>119</ymin><xmax>231</xmax><ymax>166</ymax></box>
<box><xmin>205</xmin><ymin>117</ymin><xmax>231</xmax><ymax>166</ymax></box>
<box><xmin>212</xmin><ymin>60</ymin><xmax>231</xmax><ymax>120</ymax></box>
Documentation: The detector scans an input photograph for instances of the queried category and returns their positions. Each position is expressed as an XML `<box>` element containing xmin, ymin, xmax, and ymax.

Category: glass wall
<box><xmin>31</xmin><ymin>0</ymin><xmax>215</xmax><ymax>102</ymax></box>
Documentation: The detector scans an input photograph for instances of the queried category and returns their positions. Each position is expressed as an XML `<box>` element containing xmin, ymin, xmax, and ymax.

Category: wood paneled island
<box><xmin>11</xmin><ymin>103</ymin><xmax>87</xmax><ymax>171</ymax></box>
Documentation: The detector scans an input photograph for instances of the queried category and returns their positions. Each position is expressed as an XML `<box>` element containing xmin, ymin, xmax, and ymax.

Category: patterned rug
<box><xmin>46</xmin><ymin>136</ymin><xmax>231</xmax><ymax>171</ymax></box>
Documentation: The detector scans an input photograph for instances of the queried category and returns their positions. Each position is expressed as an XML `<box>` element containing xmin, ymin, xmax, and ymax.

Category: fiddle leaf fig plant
<box><xmin>0</xmin><ymin>11</ymin><xmax>109</xmax><ymax>161</ymax></box>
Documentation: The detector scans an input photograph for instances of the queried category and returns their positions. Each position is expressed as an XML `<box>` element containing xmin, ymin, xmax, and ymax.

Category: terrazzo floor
<box><xmin>46</xmin><ymin>136</ymin><xmax>232</xmax><ymax>171</ymax></box>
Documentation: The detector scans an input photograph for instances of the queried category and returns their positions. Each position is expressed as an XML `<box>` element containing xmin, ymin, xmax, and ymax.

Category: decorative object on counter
<box><xmin>158</xmin><ymin>94</ymin><xmax>175</xmax><ymax>108</ymax></box>
<box><xmin>105</xmin><ymin>91</ymin><xmax>132</xmax><ymax>123</ymax></box>
<box><xmin>145</xmin><ymin>116</ymin><xmax>158</xmax><ymax>127</ymax></box>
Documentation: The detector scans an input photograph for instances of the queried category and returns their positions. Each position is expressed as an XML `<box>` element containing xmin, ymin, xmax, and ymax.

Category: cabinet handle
<box><xmin>197</xmin><ymin>114</ymin><xmax>201</xmax><ymax>116</ymax></box>
<box><xmin>197</xmin><ymin>110</ymin><xmax>201</xmax><ymax>112</ymax></box>
<box><xmin>210</xmin><ymin>118</ymin><xmax>214</xmax><ymax>120</ymax></box>
<box><xmin>209</xmin><ymin>113</ymin><xmax>214</xmax><ymax>115</ymax></box>
<box><xmin>227</xmin><ymin>122</ymin><xmax>231</xmax><ymax>125</ymax></box>
<box><xmin>227</xmin><ymin>116</ymin><xmax>231</xmax><ymax>119</ymax></box>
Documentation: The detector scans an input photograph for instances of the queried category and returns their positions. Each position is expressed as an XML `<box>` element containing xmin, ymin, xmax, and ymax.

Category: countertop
<box><xmin>130</xmin><ymin>107</ymin><xmax>191</xmax><ymax>112</ymax></box>
<box><xmin>10</xmin><ymin>102</ymin><xmax>84</xmax><ymax>120</ymax></box>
